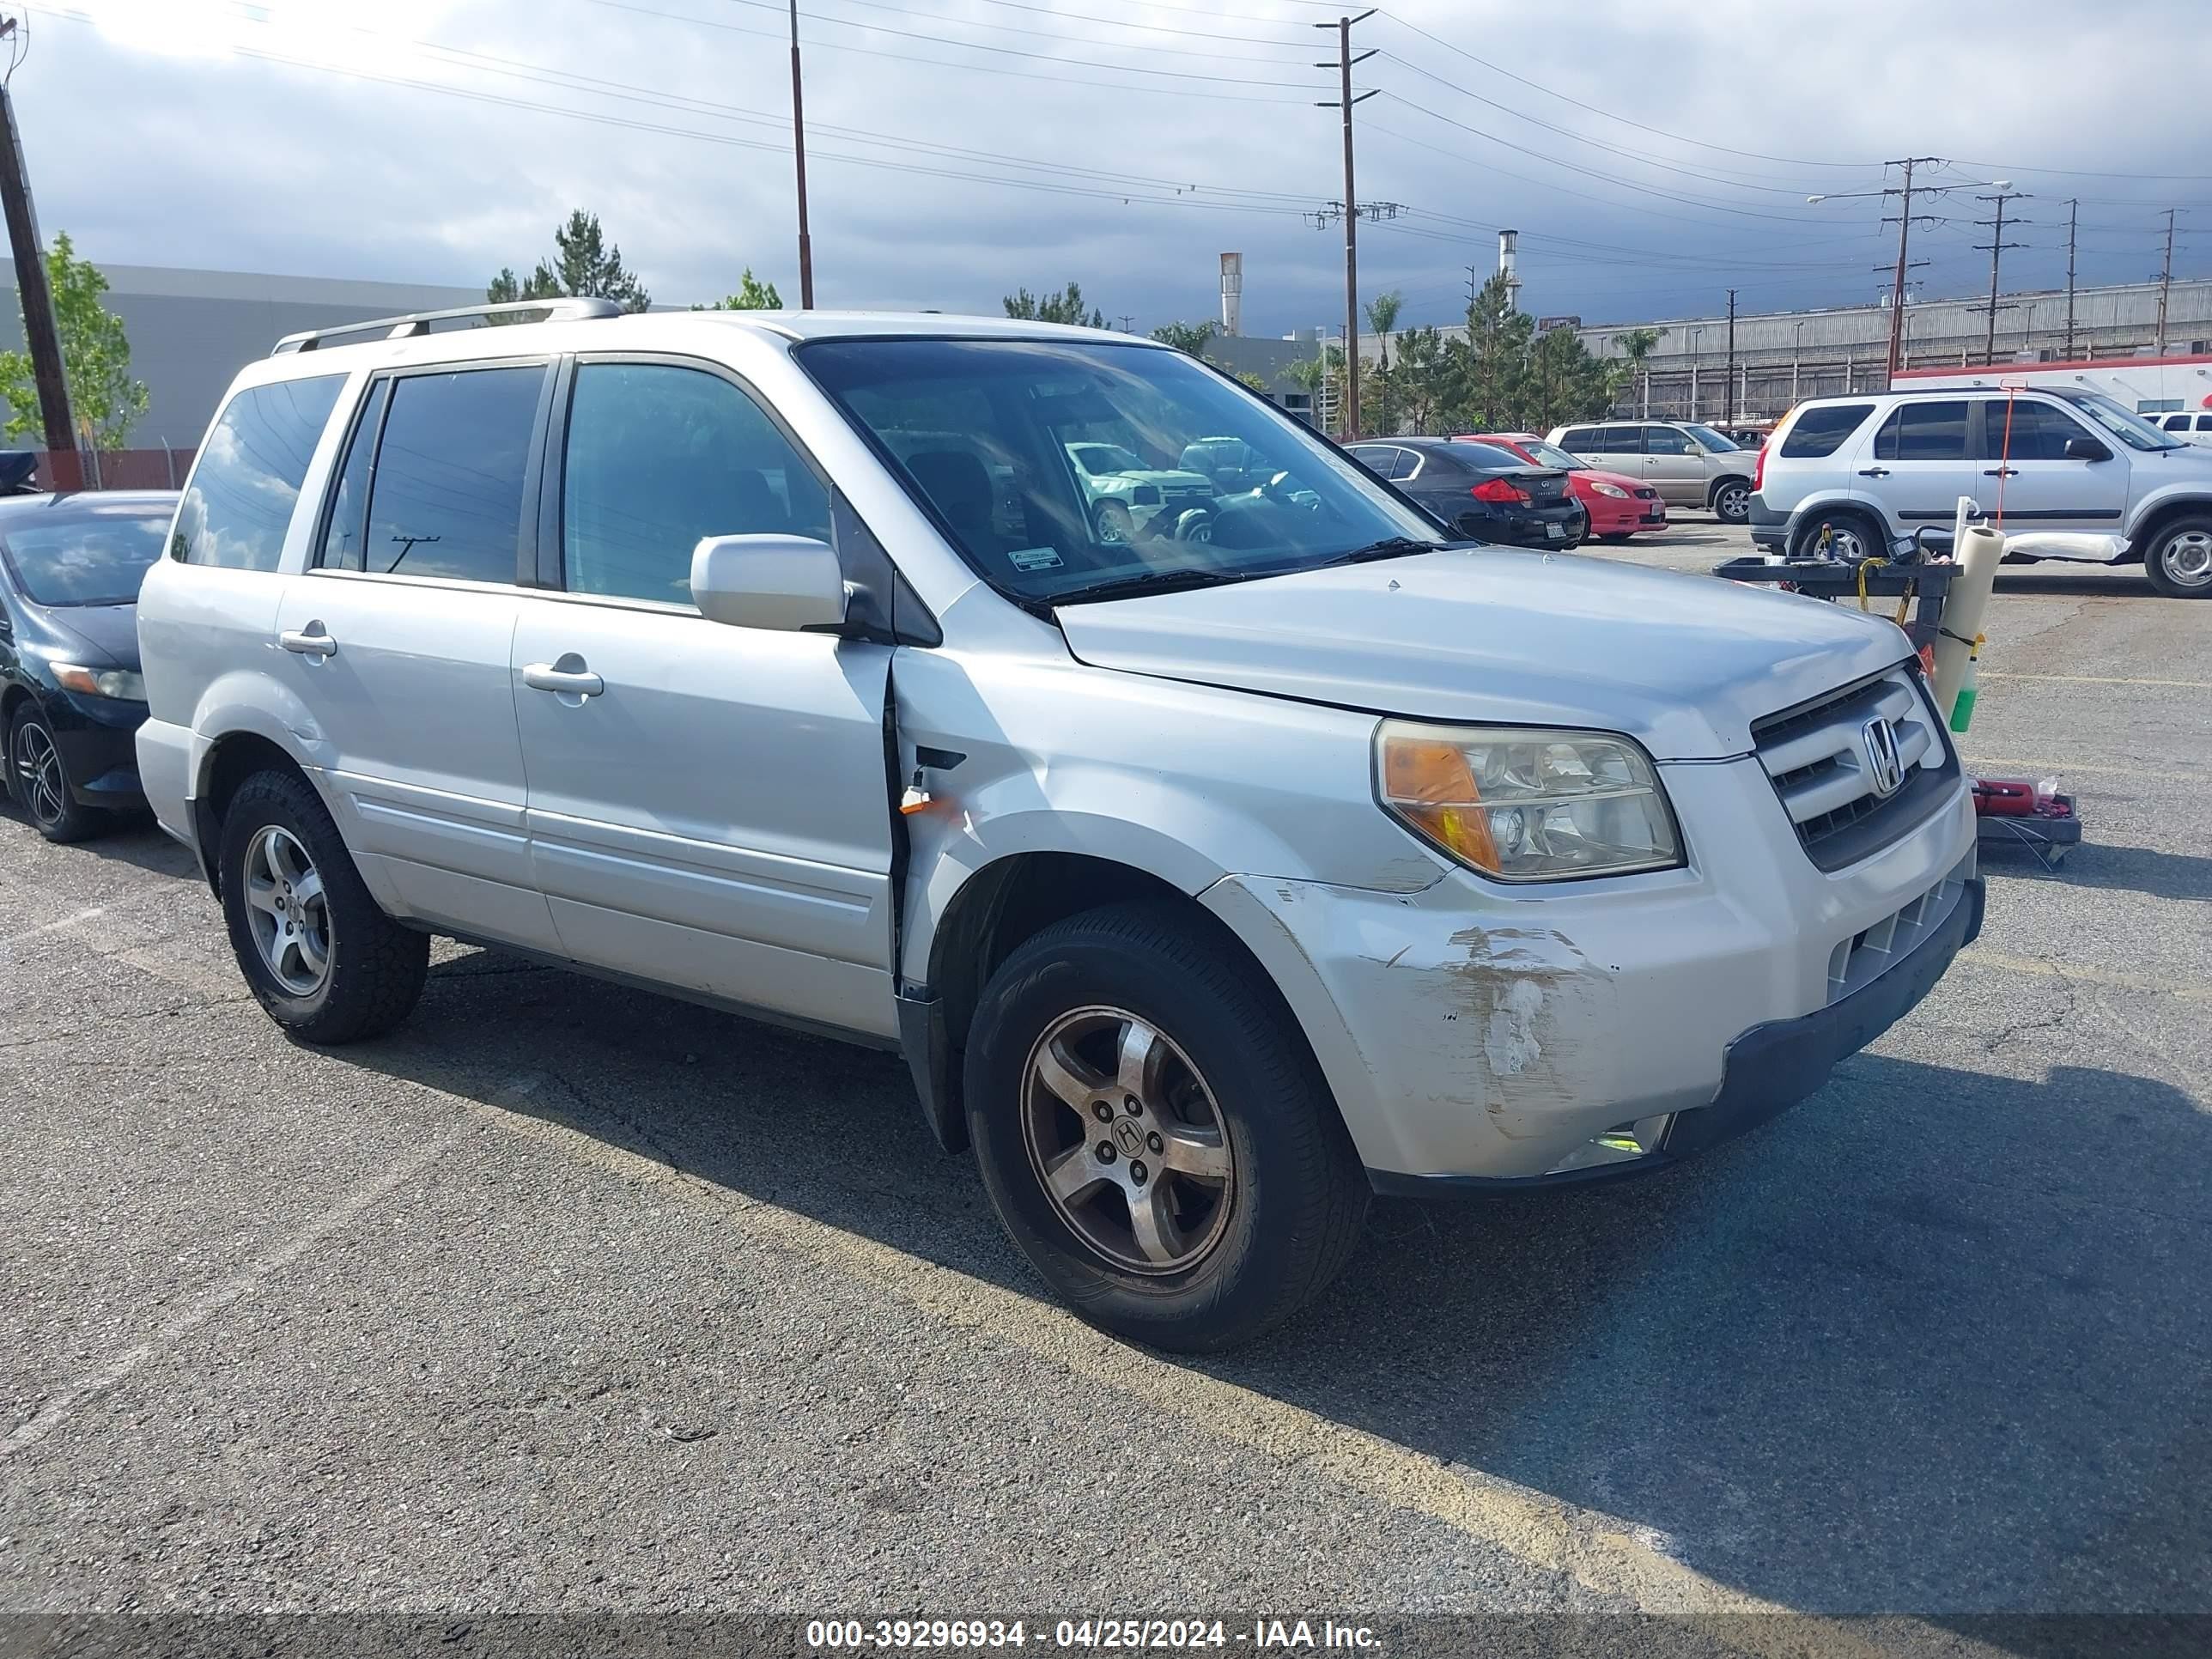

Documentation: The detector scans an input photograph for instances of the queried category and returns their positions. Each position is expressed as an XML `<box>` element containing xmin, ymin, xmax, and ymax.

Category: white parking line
<box><xmin>0</xmin><ymin>906</ymin><xmax>106</xmax><ymax>950</ymax></box>
<box><xmin>0</xmin><ymin>1121</ymin><xmax>467</xmax><ymax>1462</ymax></box>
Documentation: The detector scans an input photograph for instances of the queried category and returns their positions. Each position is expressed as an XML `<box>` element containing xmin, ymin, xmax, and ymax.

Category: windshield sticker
<box><xmin>1008</xmin><ymin>545</ymin><xmax>1065</xmax><ymax>572</ymax></box>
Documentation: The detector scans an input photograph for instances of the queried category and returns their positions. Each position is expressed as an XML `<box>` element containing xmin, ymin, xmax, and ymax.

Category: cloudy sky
<box><xmin>20</xmin><ymin>0</ymin><xmax>2212</xmax><ymax>335</ymax></box>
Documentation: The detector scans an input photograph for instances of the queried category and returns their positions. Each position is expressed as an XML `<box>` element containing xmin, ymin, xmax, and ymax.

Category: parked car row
<box><xmin>8</xmin><ymin>304</ymin><xmax>1983</xmax><ymax>1353</ymax></box>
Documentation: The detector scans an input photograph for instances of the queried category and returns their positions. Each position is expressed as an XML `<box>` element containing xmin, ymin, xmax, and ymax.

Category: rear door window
<box><xmin>1556</xmin><ymin>427</ymin><xmax>1598</xmax><ymax>452</ymax></box>
<box><xmin>1873</xmin><ymin>400</ymin><xmax>1970</xmax><ymax>461</ymax></box>
<box><xmin>173</xmin><ymin>374</ymin><xmax>346</xmax><ymax>568</ymax></box>
<box><xmin>1780</xmin><ymin>404</ymin><xmax>1875</xmax><ymax>459</ymax></box>
<box><xmin>359</xmin><ymin>366</ymin><xmax>546</xmax><ymax>583</ymax></box>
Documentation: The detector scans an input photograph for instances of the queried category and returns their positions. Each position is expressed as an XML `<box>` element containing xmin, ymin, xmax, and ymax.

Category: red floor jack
<box><xmin>1712</xmin><ymin>551</ymin><xmax>2087</xmax><ymax>867</ymax></box>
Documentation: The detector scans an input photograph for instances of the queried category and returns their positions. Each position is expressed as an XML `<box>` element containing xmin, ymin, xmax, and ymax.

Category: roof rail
<box><xmin>271</xmin><ymin>296</ymin><xmax>625</xmax><ymax>356</ymax></box>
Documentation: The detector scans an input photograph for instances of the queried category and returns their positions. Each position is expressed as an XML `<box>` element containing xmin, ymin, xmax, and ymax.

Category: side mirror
<box><xmin>690</xmin><ymin>534</ymin><xmax>848</xmax><ymax>633</ymax></box>
<box><xmin>2064</xmin><ymin>435</ymin><xmax>2112</xmax><ymax>463</ymax></box>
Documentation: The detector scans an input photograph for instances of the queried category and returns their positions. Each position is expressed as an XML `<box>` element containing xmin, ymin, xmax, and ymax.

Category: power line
<box><xmin>775</xmin><ymin>0</ymin><xmax>1316</xmax><ymax>52</ymax></box>
<box><xmin>1375</xmin><ymin>92</ymin><xmax>1838</xmax><ymax>224</ymax></box>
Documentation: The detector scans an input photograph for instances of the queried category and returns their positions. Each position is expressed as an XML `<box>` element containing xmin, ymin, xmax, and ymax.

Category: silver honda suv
<box><xmin>135</xmin><ymin>301</ymin><xmax>1979</xmax><ymax>1349</ymax></box>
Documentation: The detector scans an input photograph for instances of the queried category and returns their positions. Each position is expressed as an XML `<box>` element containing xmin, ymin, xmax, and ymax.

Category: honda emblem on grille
<box><xmin>1861</xmin><ymin>718</ymin><xmax>1905</xmax><ymax>798</ymax></box>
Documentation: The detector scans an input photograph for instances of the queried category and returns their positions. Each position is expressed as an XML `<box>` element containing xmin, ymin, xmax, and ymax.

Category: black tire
<box><xmin>1093</xmin><ymin>501</ymin><xmax>1135</xmax><ymax>544</ymax></box>
<box><xmin>1791</xmin><ymin>508</ymin><xmax>1885</xmax><ymax>563</ymax></box>
<box><xmin>964</xmin><ymin>901</ymin><xmax>1369</xmax><ymax>1352</ymax></box>
<box><xmin>218</xmin><ymin>769</ymin><xmax>428</xmax><ymax>1042</ymax></box>
<box><xmin>1711</xmin><ymin>477</ymin><xmax>1753</xmax><ymax>524</ymax></box>
<box><xmin>7</xmin><ymin>703</ymin><xmax>106</xmax><ymax>843</ymax></box>
<box><xmin>2141</xmin><ymin>512</ymin><xmax>2212</xmax><ymax>598</ymax></box>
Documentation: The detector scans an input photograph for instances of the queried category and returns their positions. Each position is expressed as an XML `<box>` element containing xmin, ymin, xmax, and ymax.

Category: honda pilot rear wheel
<box><xmin>219</xmin><ymin>770</ymin><xmax>428</xmax><ymax>1043</ymax></box>
<box><xmin>2143</xmin><ymin>514</ymin><xmax>2212</xmax><ymax>597</ymax></box>
<box><xmin>965</xmin><ymin>901</ymin><xmax>1369</xmax><ymax>1352</ymax></box>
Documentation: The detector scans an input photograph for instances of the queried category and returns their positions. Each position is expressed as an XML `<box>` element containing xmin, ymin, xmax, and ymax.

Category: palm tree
<box><xmin>1364</xmin><ymin>291</ymin><xmax>1404</xmax><ymax>434</ymax></box>
<box><xmin>1285</xmin><ymin>354</ymin><xmax>1331</xmax><ymax>433</ymax></box>
<box><xmin>1613</xmin><ymin>326</ymin><xmax>1665</xmax><ymax>416</ymax></box>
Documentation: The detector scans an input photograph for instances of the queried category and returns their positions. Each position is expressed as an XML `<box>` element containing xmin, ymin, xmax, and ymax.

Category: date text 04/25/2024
<box><xmin>804</xmin><ymin>1620</ymin><xmax>1382</xmax><ymax>1650</ymax></box>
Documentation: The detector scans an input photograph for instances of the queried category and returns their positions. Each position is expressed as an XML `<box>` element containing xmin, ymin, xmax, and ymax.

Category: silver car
<box><xmin>136</xmin><ymin>302</ymin><xmax>1980</xmax><ymax>1351</ymax></box>
<box><xmin>1547</xmin><ymin>419</ymin><xmax>1758</xmax><ymax>524</ymax></box>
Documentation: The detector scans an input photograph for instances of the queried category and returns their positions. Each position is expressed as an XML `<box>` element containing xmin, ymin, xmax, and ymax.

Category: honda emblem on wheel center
<box><xmin>1115</xmin><ymin>1120</ymin><xmax>1146</xmax><ymax>1158</ymax></box>
<box><xmin>1861</xmin><ymin>717</ymin><xmax>1905</xmax><ymax>798</ymax></box>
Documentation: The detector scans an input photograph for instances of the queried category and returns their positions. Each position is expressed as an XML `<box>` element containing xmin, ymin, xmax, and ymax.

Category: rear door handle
<box><xmin>1982</xmin><ymin>467</ymin><xmax>2019</xmax><ymax>477</ymax></box>
<box><xmin>1856</xmin><ymin>466</ymin><xmax>1891</xmax><ymax>477</ymax></box>
<box><xmin>522</xmin><ymin>662</ymin><xmax>605</xmax><ymax>697</ymax></box>
<box><xmin>279</xmin><ymin>626</ymin><xmax>337</xmax><ymax>658</ymax></box>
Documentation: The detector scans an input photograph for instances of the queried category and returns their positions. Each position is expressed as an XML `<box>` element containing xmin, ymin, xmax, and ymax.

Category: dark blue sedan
<box><xmin>1</xmin><ymin>490</ymin><xmax>177</xmax><ymax>842</ymax></box>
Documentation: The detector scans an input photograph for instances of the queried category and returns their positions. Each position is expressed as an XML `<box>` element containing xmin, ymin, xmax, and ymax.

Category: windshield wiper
<box><xmin>1047</xmin><ymin>567</ymin><xmax>1243</xmax><ymax>607</ymax></box>
<box><xmin>1312</xmin><ymin>536</ymin><xmax>1446</xmax><ymax>568</ymax></box>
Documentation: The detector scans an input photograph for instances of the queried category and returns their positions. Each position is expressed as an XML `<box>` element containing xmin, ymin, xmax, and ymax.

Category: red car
<box><xmin>1456</xmin><ymin>433</ymin><xmax>1667</xmax><ymax>542</ymax></box>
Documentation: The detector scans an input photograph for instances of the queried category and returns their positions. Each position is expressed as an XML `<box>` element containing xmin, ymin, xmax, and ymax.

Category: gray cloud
<box><xmin>21</xmin><ymin>0</ymin><xmax>2212</xmax><ymax>334</ymax></box>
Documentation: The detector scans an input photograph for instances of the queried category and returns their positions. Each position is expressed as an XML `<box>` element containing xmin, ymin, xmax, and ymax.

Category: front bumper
<box><xmin>45</xmin><ymin>690</ymin><xmax>148</xmax><ymax>806</ymax></box>
<box><xmin>1580</xmin><ymin>492</ymin><xmax>1665</xmax><ymax>535</ymax></box>
<box><xmin>1203</xmin><ymin>757</ymin><xmax>1978</xmax><ymax>1186</ymax></box>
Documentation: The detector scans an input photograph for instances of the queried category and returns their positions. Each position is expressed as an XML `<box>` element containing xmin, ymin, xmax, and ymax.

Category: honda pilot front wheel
<box><xmin>965</xmin><ymin>901</ymin><xmax>1369</xmax><ymax>1352</ymax></box>
<box><xmin>2143</xmin><ymin>514</ymin><xmax>2212</xmax><ymax>598</ymax></box>
<box><xmin>218</xmin><ymin>770</ymin><xmax>428</xmax><ymax>1042</ymax></box>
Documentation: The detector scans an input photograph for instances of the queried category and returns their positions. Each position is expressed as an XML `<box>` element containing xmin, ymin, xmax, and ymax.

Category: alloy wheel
<box><xmin>1717</xmin><ymin>483</ymin><xmax>1751</xmax><ymax>522</ymax></box>
<box><xmin>243</xmin><ymin>824</ymin><xmax>332</xmax><ymax>996</ymax></box>
<box><xmin>10</xmin><ymin>720</ymin><xmax>66</xmax><ymax>830</ymax></box>
<box><xmin>1019</xmin><ymin>1005</ymin><xmax>1236</xmax><ymax>1275</ymax></box>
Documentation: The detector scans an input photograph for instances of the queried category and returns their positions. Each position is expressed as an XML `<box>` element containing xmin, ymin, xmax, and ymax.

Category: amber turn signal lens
<box><xmin>1379</xmin><ymin>738</ymin><xmax>1500</xmax><ymax>873</ymax></box>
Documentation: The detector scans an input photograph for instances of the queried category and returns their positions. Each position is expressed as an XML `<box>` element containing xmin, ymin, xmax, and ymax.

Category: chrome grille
<box><xmin>1752</xmin><ymin>665</ymin><xmax>1960</xmax><ymax>872</ymax></box>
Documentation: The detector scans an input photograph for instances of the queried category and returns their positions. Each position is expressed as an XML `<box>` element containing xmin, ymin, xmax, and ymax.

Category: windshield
<box><xmin>799</xmin><ymin>337</ymin><xmax>1440</xmax><ymax>604</ymax></box>
<box><xmin>2059</xmin><ymin>390</ymin><xmax>2187</xmax><ymax>452</ymax></box>
<box><xmin>1682</xmin><ymin>423</ymin><xmax>1741</xmax><ymax>453</ymax></box>
<box><xmin>1</xmin><ymin>505</ymin><xmax>171</xmax><ymax>605</ymax></box>
<box><xmin>1511</xmin><ymin>438</ymin><xmax>1585</xmax><ymax>470</ymax></box>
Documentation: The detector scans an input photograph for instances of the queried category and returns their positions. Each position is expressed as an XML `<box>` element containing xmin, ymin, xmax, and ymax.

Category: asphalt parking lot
<box><xmin>3</xmin><ymin>520</ymin><xmax>2209</xmax><ymax>1638</ymax></box>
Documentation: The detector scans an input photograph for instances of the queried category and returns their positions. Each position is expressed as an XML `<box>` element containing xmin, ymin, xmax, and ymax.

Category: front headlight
<box><xmin>1589</xmin><ymin>481</ymin><xmax>1630</xmax><ymax>499</ymax></box>
<box><xmin>52</xmin><ymin>662</ymin><xmax>146</xmax><ymax>701</ymax></box>
<box><xmin>1376</xmin><ymin>721</ymin><xmax>1682</xmax><ymax>882</ymax></box>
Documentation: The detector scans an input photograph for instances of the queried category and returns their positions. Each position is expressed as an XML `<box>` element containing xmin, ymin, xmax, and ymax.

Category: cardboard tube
<box><xmin>1932</xmin><ymin>523</ymin><xmax>2004</xmax><ymax>718</ymax></box>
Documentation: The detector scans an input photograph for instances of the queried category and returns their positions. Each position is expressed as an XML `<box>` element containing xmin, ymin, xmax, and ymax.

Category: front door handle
<box><xmin>1982</xmin><ymin>467</ymin><xmax>2019</xmax><ymax>477</ymax></box>
<box><xmin>280</xmin><ymin>625</ymin><xmax>337</xmax><ymax>658</ymax></box>
<box><xmin>522</xmin><ymin>661</ymin><xmax>605</xmax><ymax>697</ymax></box>
<box><xmin>1857</xmin><ymin>466</ymin><xmax>1891</xmax><ymax>477</ymax></box>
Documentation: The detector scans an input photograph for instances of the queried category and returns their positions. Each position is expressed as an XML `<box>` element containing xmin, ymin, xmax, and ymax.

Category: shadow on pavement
<box><xmin>337</xmin><ymin>953</ymin><xmax>2212</xmax><ymax>1619</ymax></box>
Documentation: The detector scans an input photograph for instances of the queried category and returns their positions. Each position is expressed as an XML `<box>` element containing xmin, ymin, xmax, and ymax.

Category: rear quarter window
<box><xmin>1779</xmin><ymin>403</ymin><xmax>1875</xmax><ymax>459</ymax></box>
<box><xmin>172</xmin><ymin>374</ymin><xmax>346</xmax><ymax>569</ymax></box>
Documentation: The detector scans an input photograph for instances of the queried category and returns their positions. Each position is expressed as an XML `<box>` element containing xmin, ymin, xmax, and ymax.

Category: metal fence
<box><xmin>20</xmin><ymin>447</ymin><xmax>197</xmax><ymax>492</ymax></box>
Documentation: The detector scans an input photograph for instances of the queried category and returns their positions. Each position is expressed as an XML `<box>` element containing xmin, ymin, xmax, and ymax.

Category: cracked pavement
<box><xmin>1</xmin><ymin>525</ymin><xmax>2209</xmax><ymax>1630</ymax></box>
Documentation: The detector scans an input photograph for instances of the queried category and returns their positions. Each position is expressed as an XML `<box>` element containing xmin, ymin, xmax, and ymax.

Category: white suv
<box><xmin>1752</xmin><ymin>387</ymin><xmax>2212</xmax><ymax>596</ymax></box>
<box><xmin>135</xmin><ymin>300</ymin><xmax>1979</xmax><ymax>1349</ymax></box>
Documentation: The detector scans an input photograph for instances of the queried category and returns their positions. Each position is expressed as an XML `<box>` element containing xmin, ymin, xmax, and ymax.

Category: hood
<box><xmin>25</xmin><ymin>600</ymin><xmax>139</xmax><ymax>671</ymax></box>
<box><xmin>1054</xmin><ymin>548</ymin><xmax>1908</xmax><ymax>760</ymax></box>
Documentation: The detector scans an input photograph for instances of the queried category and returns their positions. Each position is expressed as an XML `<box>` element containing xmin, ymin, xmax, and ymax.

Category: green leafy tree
<box><xmin>0</xmin><ymin>233</ymin><xmax>148</xmax><ymax>448</ymax></box>
<box><xmin>1364</xmin><ymin>290</ymin><xmax>1404</xmax><ymax>434</ymax></box>
<box><xmin>1462</xmin><ymin>270</ymin><xmax>1535</xmax><ymax>432</ymax></box>
<box><xmin>487</xmin><ymin>210</ymin><xmax>651</xmax><ymax>313</ymax></box>
<box><xmin>1003</xmin><ymin>282</ymin><xmax>1104</xmax><ymax>327</ymax></box>
<box><xmin>696</xmin><ymin>268</ymin><xmax>784</xmax><ymax>311</ymax></box>
<box><xmin>1149</xmin><ymin>319</ymin><xmax>1217</xmax><ymax>357</ymax></box>
<box><xmin>1611</xmin><ymin>325</ymin><xmax>1665</xmax><ymax>412</ymax></box>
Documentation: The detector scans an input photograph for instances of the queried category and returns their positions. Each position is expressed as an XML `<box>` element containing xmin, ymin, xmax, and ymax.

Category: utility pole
<box><xmin>2063</xmin><ymin>198</ymin><xmax>2079</xmax><ymax>360</ymax></box>
<box><xmin>1723</xmin><ymin>289</ymin><xmax>1736</xmax><ymax>427</ymax></box>
<box><xmin>1115</xmin><ymin>313</ymin><xmax>1134</xmax><ymax>333</ymax></box>
<box><xmin>1972</xmin><ymin>191</ymin><xmax>2030</xmax><ymax>366</ymax></box>
<box><xmin>787</xmin><ymin>0</ymin><xmax>814</xmax><ymax>307</ymax></box>
<box><xmin>1881</xmin><ymin>157</ymin><xmax>1941</xmax><ymax>387</ymax></box>
<box><xmin>2156</xmin><ymin>208</ymin><xmax>2179</xmax><ymax>355</ymax></box>
<box><xmin>0</xmin><ymin>15</ymin><xmax>75</xmax><ymax>486</ymax></box>
<box><xmin>1315</xmin><ymin>10</ymin><xmax>1376</xmax><ymax>439</ymax></box>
